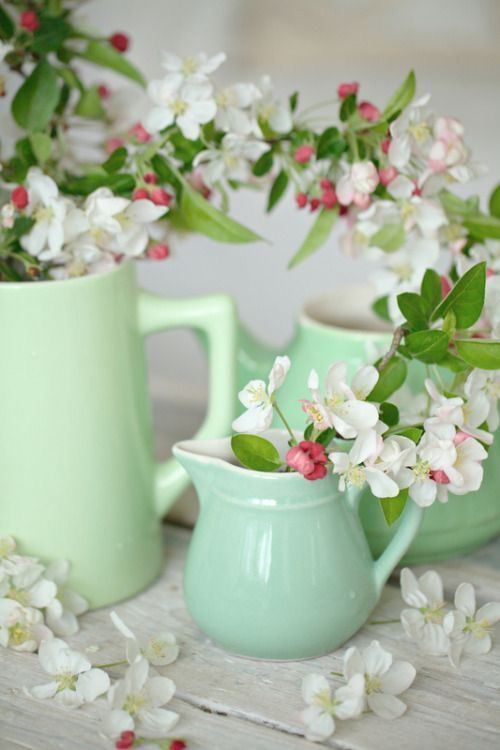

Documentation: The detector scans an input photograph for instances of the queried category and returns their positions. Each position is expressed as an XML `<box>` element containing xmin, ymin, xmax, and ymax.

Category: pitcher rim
<box><xmin>173</xmin><ymin>429</ymin><xmax>339</xmax><ymax>485</ymax></box>
<box><xmin>0</xmin><ymin>257</ymin><xmax>133</xmax><ymax>291</ymax></box>
<box><xmin>298</xmin><ymin>285</ymin><xmax>393</xmax><ymax>340</ymax></box>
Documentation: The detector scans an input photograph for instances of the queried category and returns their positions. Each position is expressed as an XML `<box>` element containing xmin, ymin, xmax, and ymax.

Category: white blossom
<box><xmin>110</xmin><ymin>611</ymin><xmax>179</xmax><ymax>667</ymax></box>
<box><xmin>301</xmin><ymin>673</ymin><xmax>365</xmax><ymax>742</ymax></box>
<box><xmin>400</xmin><ymin>568</ymin><xmax>449</xmax><ymax>655</ymax></box>
<box><xmin>44</xmin><ymin>560</ymin><xmax>88</xmax><ymax>637</ymax></box>
<box><xmin>146</xmin><ymin>74</ymin><xmax>216</xmax><ymax>139</ymax></box>
<box><xmin>232</xmin><ymin>355</ymin><xmax>290</xmax><ymax>433</ymax></box>
<box><xmin>194</xmin><ymin>134</ymin><xmax>269</xmax><ymax>186</ymax></box>
<box><xmin>26</xmin><ymin>638</ymin><xmax>109</xmax><ymax>708</ymax></box>
<box><xmin>0</xmin><ymin>600</ymin><xmax>52</xmax><ymax>652</ymax></box>
<box><xmin>343</xmin><ymin>640</ymin><xmax>416</xmax><ymax>719</ymax></box>
<box><xmin>102</xmin><ymin>657</ymin><xmax>179</xmax><ymax>739</ymax></box>
<box><xmin>444</xmin><ymin>582</ymin><xmax>500</xmax><ymax>667</ymax></box>
<box><xmin>255</xmin><ymin>75</ymin><xmax>292</xmax><ymax>134</ymax></box>
<box><xmin>161</xmin><ymin>51</ymin><xmax>226</xmax><ymax>82</ymax></box>
<box><xmin>215</xmin><ymin>82</ymin><xmax>260</xmax><ymax>135</ymax></box>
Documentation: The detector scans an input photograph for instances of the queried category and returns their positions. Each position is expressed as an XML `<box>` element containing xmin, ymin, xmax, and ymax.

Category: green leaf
<box><xmin>316</xmin><ymin>127</ymin><xmax>346</xmax><ymax>159</ymax></box>
<box><xmin>489</xmin><ymin>184</ymin><xmax>500</xmax><ymax>219</ymax></box>
<box><xmin>180</xmin><ymin>184</ymin><xmax>263</xmax><ymax>244</ymax></box>
<box><xmin>431</xmin><ymin>262</ymin><xmax>486</xmax><ymax>329</ymax></box>
<box><xmin>438</xmin><ymin>352</ymin><xmax>469</xmax><ymax>373</ymax></box>
<box><xmin>439</xmin><ymin>190</ymin><xmax>479</xmax><ymax>217</ymax></box>
<box><xmin>367</xmin><ymin>356</ymin><xmax>407</xmax><ymax>402</ymax></box>
<box><xmin>464</xmin><ymin>214</ymin><xmax>500</xmax><ymax>240</ymax></box>
<box><xmin>62</xmin><ymin>172</ymin><xmax>135</xmax><ymax>196</ymax></box>
<box><xmin>380</xmin><ymin>488</ymin><xmax>408</xmax><ymax>526</ymax></box>
<box><xmin>405</xmin><ymin>330</ymin><xmax>449</xmax><ymax>363</ymax></box>
<box><xmin>31</xmin><ymin>16</ymin><xmax>71</xmax><ymax>54</ymax></box>
<box><xmin>381</xmin><ymin>71</ymin><xmax>416</xmax><ymax>122</ymax></box>
<box><xmin>77</xmin><ymin>41</ymin><xmax>145</xmax><ymax>86</ymax></box>
<box><xmin>397</xmin><ymin>292</ymin><xmax>429</xmax><ymax>331</ymax></box>
<box><xmin>170</xmin><ymin>131</ymin><xmax>204</xmax><ymax>166</ymax></box>
<box><xmin>0</xmin><ymin>5</ymin><xmax>15</xmax><ymax>39</ymax></box>
<box><xmin>372</xmin><ymin>296</ymin><xmax>391</xmax><ymax>322</ymax></box>
<box><xmin>252</xmin><ymin>150</ymin><xmax>274</xmax><ymax>177</ymax></box>
<box><xmin>370</xmin><ymin>223</ymin><xmax>406</xmax><ymax>252</ymax></box>
<box><xmin>267</xmin><ymin>170</ymin><xmax>289</xmax><ymax>212</ymax></box>
<box><xmin>231</xmin><ymin>434</ymin><xmax>282</xmax><ymax>472</ymax></box>
<box><xmin>57</xmin><ymin>66</ymin><xmax>84</xmax><ymax>91</ymax></box>
<box><xmin>102</xmin><ymin>147</ymin><xmax>128</xmax><ymax>174</ymax></box>
<box><xmin>420</xmin><ymin>268</ymin><xmax>442</xmax><ymax>311</ymax></box>
<box><xmin>340</xmin><ymin>94</ymin><xmax>357</xmax><ymax>122</ymax></box>
<box><xmin>151</xmin><ymin>154</ymin><xmax>181</xmax><ymax>193</ymax></box>
<box><xmin>392</xmin><ymin>427</ymin><xmax>423</xmax><ymax>443</ymax></box>
<box><xmin>455</xmin><ymin>339</ymin><xmax>500</xmax><ymax>370</ymax></box>
<box><xmin>12</xmin><ymin>61</ymin><xmax>60</xmax><ymax>132</ymax></box>
<box><xmin>29</xmin><ymin>133</ymin><xmax>52</xmax><ymax>165</ymax></box>
<box><xmin>315</xmin><ymin>428</ymin><xmax>336</xmax><ymax>447</ymax></box>
<box><xmin>380</xmin><ymin>402</ymin><xmax>400</xmax><ymax>426</ymax></box>
<box><xmin>289</xmin><ymin>91</ymin><xmax>299</xmax><ymax>113</ymax></box>
<box><xmin>288</xmin><ymin>207</ymin><xmax>338</xmax><ymax>268</ymax></box>
<box><xmin>74</xmin><ymin>85</ymin><xmax>105</xmax><ymax>119</ymax></box>
<box><xmin>303</xmin><ymin>423</ymin><xmax>314</xmax><ymax>441</ymax></box>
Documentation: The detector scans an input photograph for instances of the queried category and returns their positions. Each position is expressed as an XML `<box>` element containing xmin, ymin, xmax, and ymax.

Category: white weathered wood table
<box><xmin>1</xmin><ymin>523</ymin><xmax>500</xmax><ymax>750</ymax></box>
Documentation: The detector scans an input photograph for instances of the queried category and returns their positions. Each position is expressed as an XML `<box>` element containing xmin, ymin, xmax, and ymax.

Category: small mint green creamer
<box><xmin>0</xmin><ymin>262</ymin><xmax>237</xmax><ymax>608</ymax></box>
<box><xmin>173</xmin><ymin>430</ymin><xmax>423</xmax><ymax>660</ymax></box>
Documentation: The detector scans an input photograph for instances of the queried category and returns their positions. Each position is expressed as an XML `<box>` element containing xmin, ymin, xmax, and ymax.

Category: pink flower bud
<box><xmin>380</xmin><ymin>138</ymin><xmax>391</xmax><ymax>154</ymax></box>
<box><xmin>20</xmin><ymin>10</ymin><xmax>39</xmax><ymax>32</ymax></box>
<box><xmin>11</xmin><ymin>186</ymin><xmax>28</xmax><ymax>210</ymax></box>
<box><xmin>147</xmin><ymin>243</ymin><xmax>170</xmax><ymax>260</ymax></box>
<box><xmin>454</xmin><ymin>431</ymin><xmax>472</xmax><ymax>446</ymax></box>
<box><xmin>337</xmin><ymin>82</ymin><xmax>359</xmax><ymax>99</ymax></box>
<box><xmin>295</xmin><ymin>192</ymin><xmax>308</xmax><ymax>209</ymax></box>
<box><xmin>109</xmin><ymin>33</ymin><xmax>129</xmax><ymax>53</ymax></box>
<box><xmin>130</xmin><ymin>122</ymin><xmax>151</xmax><ymax>143</ymax></box>
<box><xmin>169</xmin><ymin>741</ymin><xmax>187</xmax><ymax>750</ymax></box>
<box><xmin>105</xmin><ymin>137</ymin><xmax>124</xmax><ymax>154</ymax></box>
<box><xmin>430</xmin><ymin>469</ymin><xmax>450</xmax><ymax>485</ymax></box>
<box><xmin>286</xmin><ymin>441</ymin><xmax>328</xmax><ymax>481</ymax></box>
<box><xmin>321</xmin><ymin>188</ymin><xmax>337</xmax><ymax>209</ymax></box>
<box><xmin>294</xmin><ymin>144</ymin><xmax>315</xmax><ymax>164</ymax></box>
<box><xmin>440</xmin><ymin>275</ymin><xmax>452</xmax><ymax>299</ymax></box>
<box><xmin>115</xmin><ymin>730</ymin><xmax>135</xmax><ymax>749</ymax></box>
<box><xmin>144</xmin><ymin>172</ymin><xmax>158</xmax><ymax>184</ymax></box>
<box><xmin>378</xmin><ymin>166</ymin><xmax>398</xmax><ymax>186</ymax></box>
<box><xmin>309</xmin><ymin>197</ymin><xmax>320</xmax><ymax>212</ymax></box>
<box><xmin>358</xmin><ymin>101</ymin><xmax>380</xmax><ymax>122</ymax></box>
<box><xmin>150</xmin><ymin>188</ymin><xmax>172</xmax><ymax>207</ymax></box>
<box><xmin>319</xmin><ymin>178</ymin><xmax>334</xmax><ymax>191</ymax></box>
<box><xmin>97</xmin><ymin>85</ymin><xmax>111</xmax><ymax>100</ymax></box>
<box><xmin>132</xmin><ymin>187</ymin><xmax>150</xmax><ymax>201</ymax></box>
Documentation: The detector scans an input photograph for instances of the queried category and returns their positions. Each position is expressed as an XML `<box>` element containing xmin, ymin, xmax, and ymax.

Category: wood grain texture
<box><xmin>1</xmin><ymin>524</ymin><xmax>499</xmax><ymax>750</ymax></box>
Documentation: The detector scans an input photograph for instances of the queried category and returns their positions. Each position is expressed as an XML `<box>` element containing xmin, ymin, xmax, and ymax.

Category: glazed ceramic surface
<box><xmin>0</xmin><ymin>262</ymin><xmax>237</xmax><ymax>607</ymax></box>
<box><xmin>238</xmin><ymin>284</ymin><xmax>500</xmax><ymax>563</ymax></box>
<box><xmin>174</xmin><ymin>430</ymin><xmax>423</xmax><ymax>660</ymax></box>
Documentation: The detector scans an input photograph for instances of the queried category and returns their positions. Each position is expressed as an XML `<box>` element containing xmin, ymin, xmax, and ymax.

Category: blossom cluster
<box><xmin>25</xmin><ymin>609</ymin><xmax>184</xmax><ymax>749</ymax></box>
<box><xmin>400</xmin><ymin>568</ymin><xmax>500</xmax><ymax>667</ymax></box>
<box><xmin>301</xmin><ymin>640</ymin><xmax>416</xmax><ymax>742</ymax></box>
<box><xmin>232</xmin><ymin>353</ymin><xmax>498</xmax><ymax>512</ymax></box>
<box><xmin>0</xmin><ymin>535</ymin><xmax>88</xmax><ymax>650</ymax></box>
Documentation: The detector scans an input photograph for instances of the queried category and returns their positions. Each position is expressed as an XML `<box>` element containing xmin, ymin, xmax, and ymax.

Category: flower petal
<box><xmin>380</xmin><ymin>661</ymin><xmax>416</xmax><ymax>695</ymax></box>
<box><xmin>418</xmin><ymin>570</ymin><xmax>443</xmax><ymax>605</ymax></box>
<box><xmin>400</xmin><ymin>568</ymin><xmax>427</xmax><ymax>608</ymax></box>
<box><xmin>476</xmin><ymin>602</ymin><xmax>500</xmax><ymax>625</ymax></box>
<box><xmin>343</xmin><ymin>646</ymin><xmax>364</xmax><ymax>680</ymax></box>
<box><xmin>367</xmin><ymin>693</ymin><xmax>407</xmax><ymax>719</ymax></box>
<box><xmin>454</xmin><ymin>582</ymin><xmax>476</xmax><ymax>617</ymax></box>
<box><xmin>138</xmin><ymin>707</ymin><xmax>180</xmax><ymax>737</ymax></box>
<box><xmin>101</xmin><ymin>708</ymin><xmax>135</xmax><ymax>739</ymax></box>
<box><xmin>144</xmin><ymin>675</ymin><xmax>176</xmax><ymax>707</ymax></box>
<box><xmin>301</xmin><ymin>674</ymin><xmax>330</xmax><ymax>705</ymax></box>
<box><xmin>362</xmin><ymin>640</ymin><xmax>392</xmax><ymax>676</ymax></box>
<box><xmin>302</xmin><ymin>706</ymin><xmax>335</xmax><ymax>742</ymax></box>
<box><xmin>77</xmin><ymin>668</ymin><xmax>110</xmax><ymax>703</ymax></box>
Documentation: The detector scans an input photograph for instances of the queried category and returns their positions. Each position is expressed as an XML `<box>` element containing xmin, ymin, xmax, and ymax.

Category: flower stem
<box><xmin>370</xmin><ymin>618</ymin><xmax>401</xmax><ymax>625</ymax></box>
<box><xmin>346</xmin><ymin>129</ymin><xmax>359</xmax><ymax>161</ymax></box>
<box><xmin>273</xmin><ymin>400</ymin><xmax>297</xmax><ymax>445</ymax></box>
<box><xmin>93</xmin><ymin>659</ymin><xmax>128</xmax><ymax>669</ymax></box>
<box><xmin>330</xmin><ymin>670</ymin><xmax>343</xmax><ymax>677</ymax></box>
<box><xmin>377</xmin><ymin>326</ymin><xmax>406</xmax><ymax>372</ymax></box>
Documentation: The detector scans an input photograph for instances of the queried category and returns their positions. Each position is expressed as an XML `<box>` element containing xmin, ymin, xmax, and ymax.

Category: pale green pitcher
<box><xmin>173</xmin><ymin>430</ymin><xmax>423</xmax><ymax>660</ymax></box>
<box><xmin>238</xmin><ymin>284</ymin><xmax>500</xmax><ymax>563</ymax></box>
<box><xmin>0</xmin><ymin>261</ymin><xmax>237</xmax><ymax>608</ymax></box>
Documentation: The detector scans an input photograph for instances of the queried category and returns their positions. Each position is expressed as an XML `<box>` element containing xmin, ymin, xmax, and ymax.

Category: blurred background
<box><xmin>82</xmin><ymin>0</ymin><xmax>500</xmax><ymax>410</ymax></box>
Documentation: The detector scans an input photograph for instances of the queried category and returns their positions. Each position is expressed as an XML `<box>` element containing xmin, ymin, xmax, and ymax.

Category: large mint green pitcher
<box><xmin>173</xmin><ymin>430</ymin><xmax>423</xmax><ymax>660</ymax></box>
<box><xmin>238</xmin><ymin>284</ymin><xmax>500</xmax><ymax>563</ymax></box>
<box><xmin>0</xmin><ymin>262</ymin><xmax>237</xmax><ymax>608</ymax></box>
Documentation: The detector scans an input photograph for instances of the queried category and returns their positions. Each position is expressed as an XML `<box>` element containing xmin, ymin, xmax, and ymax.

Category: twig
<box><xmin>377</xmin><ymin>326</ymin><xmax>406</xmax><ymax>372</ymax></box>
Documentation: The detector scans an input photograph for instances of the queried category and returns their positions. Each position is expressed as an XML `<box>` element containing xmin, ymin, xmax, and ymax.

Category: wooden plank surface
<box><xmin>1</xmin><ymin>524</ymin><xmax>499</xmax><ymax>750</ymax></box>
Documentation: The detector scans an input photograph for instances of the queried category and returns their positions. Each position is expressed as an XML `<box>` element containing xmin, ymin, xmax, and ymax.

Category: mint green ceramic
<box><xmin>238</xmin><ymin>285</ymin><xmax>500</xmax><ymax>563</ymax></box>
<box><xmin>173</xmin><ymin>430</ymin><xmax>423</xmax><ymax>660</ymax></box>
<box><xmin>0</xmin><ymin>262</ymin><xmax>237</xmax><ymax>608</ymax></box>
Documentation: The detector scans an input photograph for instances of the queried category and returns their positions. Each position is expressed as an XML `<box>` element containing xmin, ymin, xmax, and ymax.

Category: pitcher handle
<box><xmin>347</xmin><ymin>490</ymin><xmax>424</xmax><ymax>597</ymax></box>
<box><xmin>138</xmin><ymin>291</ymin><xmax>237</xmax><ymax>517</ymax></box>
